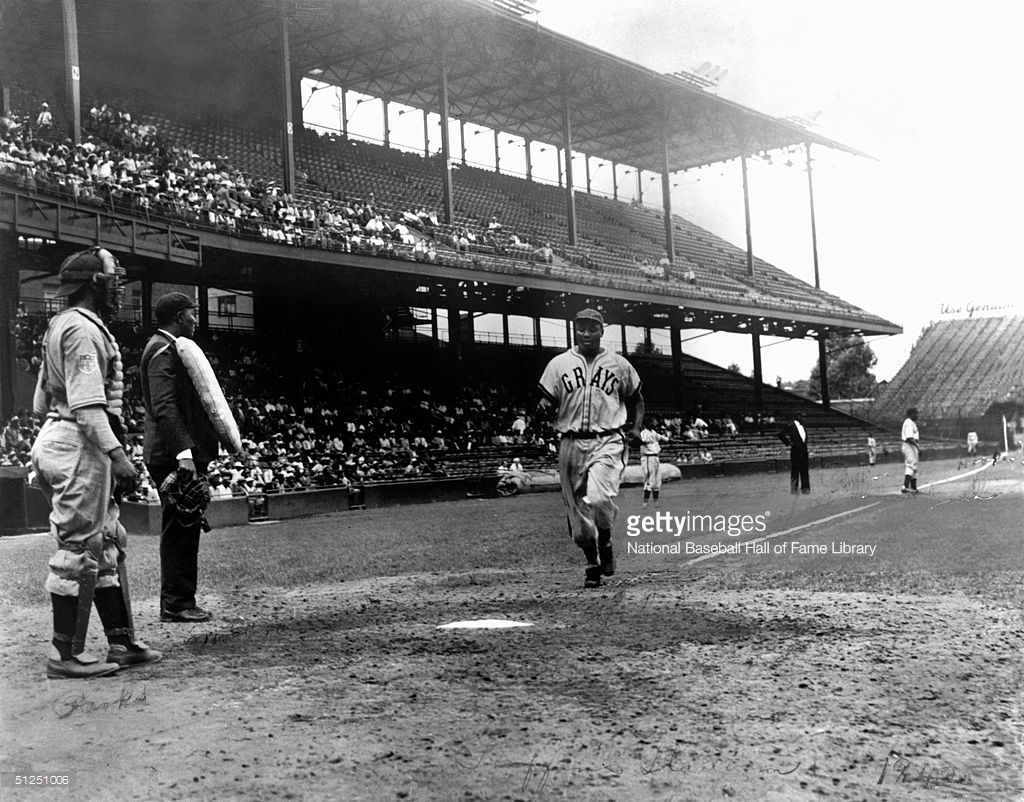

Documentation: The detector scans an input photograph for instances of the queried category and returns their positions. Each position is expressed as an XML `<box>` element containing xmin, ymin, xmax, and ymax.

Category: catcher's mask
<box><xmin>56</xmin><ymin>247</ymin><xmax>127</xmax><ymax>316</ymax></box>
<box><xmin>160</xmin><ymin>469</ymin><xmax>212</xmax><ymax>531</ymax></box>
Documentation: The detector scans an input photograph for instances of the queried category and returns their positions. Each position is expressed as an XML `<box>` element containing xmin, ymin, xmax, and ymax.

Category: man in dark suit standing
<box><xmin>141</xmin><ymin>292</ymin><xmax>218</xmax><ymax>622</ymax></box>
<box><xmin>780</xmin><ymin>416</ymin><xmax>810</xmax><ymax>494</ymax></box>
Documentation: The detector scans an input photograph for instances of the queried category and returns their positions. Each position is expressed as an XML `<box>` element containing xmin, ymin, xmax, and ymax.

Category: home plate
<box><xmin>436</xmin><ymin>619</ymin><xmax>533</xmax><ymax>630</ymax></box>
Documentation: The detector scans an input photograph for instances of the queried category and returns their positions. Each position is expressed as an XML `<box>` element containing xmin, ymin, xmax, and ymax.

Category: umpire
<box><xmin>779</xmin><ymin>415</ymin><xmax>811</xmax><ymax>494</ymax></box>
<box><xmin>140</xmin><ymin>292</ymin><xmax>217</xmax><ymax>622</ymax></box>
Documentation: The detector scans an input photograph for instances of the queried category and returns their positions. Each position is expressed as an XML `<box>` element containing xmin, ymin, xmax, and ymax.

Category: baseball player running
<box><xmin>538</xmin><ymin>309</ymin><xmax>644</xmax><ymax>588</ymax></box>
<box><xmin>640</xmin><ymin>416</ymin><xmax>669</xmax><ymax>507</ymax></box>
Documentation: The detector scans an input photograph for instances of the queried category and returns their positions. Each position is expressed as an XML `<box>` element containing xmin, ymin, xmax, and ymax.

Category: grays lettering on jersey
<box><xmin>539</xmin><ymin>348</ymin><xmax>641</xmax><ymax>433</ymax></box>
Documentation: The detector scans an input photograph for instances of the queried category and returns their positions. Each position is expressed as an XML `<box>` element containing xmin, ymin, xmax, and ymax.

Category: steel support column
<box><xmin>751</xmin><ymin>330</ymin><xmax>763</xmax><ymax>413</ymax></box>
<box><xmin>670</xmin><ymin>320</ymin><xmax>683</xmax><ymax>412</ymax></box>
<box><xmin>806</xmin><ymin>143</ymin><xmax>821</xmax><ymax>289</ymax></box>
<box><xmin>278</xmin><ymin>7</ymin><xmax>296</xmax><ymax>195</ymax></box>
<box><xmin>437</xmin><ymin>61</ymin><xmax>455</xmax><ymax>224</ymax></box>
<box><xmin>818</xmin><ymin>335</ymin><xmax>831</xmax><ymax>408</ymax></box>
<box><xmin>741</xmin><ymin>155</ymin><xmax>754</xmax><ymax>277</ymax></box>
<box><xmin>661</xmin><ymin>127</ymin><xmax>675</xmax><ymax>262</ymax></box>
<box><xmin>60</xmin><ymin>0</ymin><xmax>82</xmax><ymax>145</ymax></box>
<box><xmin>561</xmin><ymin>95</ymin><xmax>577</xmax><ymax>246</ymax></box>
<box><xmin>0</xmin><ymin>235</ymin><xmax>18</xmax><ymax>418</ymax></box>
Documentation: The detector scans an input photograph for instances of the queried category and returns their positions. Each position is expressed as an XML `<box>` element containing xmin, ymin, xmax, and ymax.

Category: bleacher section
<box><xmin>872</xmin><ymin>315</ymin><xmax>1024</xmax><ymax>424</ymax></box>
<box><xmin>129</xmin><ymin>109</ymin><xmax>888</xmax><ymax>324</ymax></box>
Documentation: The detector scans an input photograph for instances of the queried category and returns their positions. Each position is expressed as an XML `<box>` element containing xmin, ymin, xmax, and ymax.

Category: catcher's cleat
<box><xmin>106</xmin><ymin>641</ymin><xmax>163</xmax><ymax>667</ymax></box>
<box><xmin>46</xmin><ymin>647</ymin><xmax>120</xmax><ymax>679</ymax></box>
<box><xmin>584</xmin><ymin>564</ymin><xmax>603</xmax><ymax>588</ymax></box>
<box><xmin>160</xmin><ymin>606</ymin><xmax>213</xmax><ymax>623</ymax></box>
<box><xmin>599</xmin><ymin>543</ymin><xmax>615</xmax><ymax>576</ymax></box>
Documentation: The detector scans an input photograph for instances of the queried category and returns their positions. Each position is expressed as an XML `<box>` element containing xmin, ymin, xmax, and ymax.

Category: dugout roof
<box><xmin>1</xmin><ymin>0</ymin><xmax>868</xmax><ymax>174</ymax></box>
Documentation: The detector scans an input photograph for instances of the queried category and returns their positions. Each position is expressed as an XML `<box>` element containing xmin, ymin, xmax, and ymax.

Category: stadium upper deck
<box><xmin>0</xmin><ymin>1</ymin><xmax>898</xmax><ymax>336</ymax></box>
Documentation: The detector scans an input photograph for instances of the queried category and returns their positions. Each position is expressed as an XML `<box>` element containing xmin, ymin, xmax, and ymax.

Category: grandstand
<box><xmin>0</xmin><ymin>0</ymin><xmax>931</xmax><ymax>522</ymax></box>
<box><xmin>871</xmin><ymin>315</ymin><xmax>1024</xmax><ymax>444</ymax></box>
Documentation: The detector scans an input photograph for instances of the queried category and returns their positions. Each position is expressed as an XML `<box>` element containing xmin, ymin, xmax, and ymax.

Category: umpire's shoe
<box><xmin>106</xmin><ymin>641</ymin><xmax>163</xmax><ymax>668</ymax></box>
<box><xmin>46</xmin><ymin>647</ymin><xmax>120</xmax><ymax>679</ymax></box>
<box><xmin>584</xmin><ymin>564</ymin><xmax>604</xmax><ymax>589</ymax></box>
<box><xmin>160</xmin><ymin>606</ymin><xmax>213</xmax><ymax>623</ymax></box>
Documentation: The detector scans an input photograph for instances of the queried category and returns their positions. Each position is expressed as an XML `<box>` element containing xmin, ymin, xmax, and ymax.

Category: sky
<box><xmin>533</xmin><ymin>0</ymin><xmax>1022</xmax><ymax>382</ymax></box>
<box><xmin>308</xmin><ymin>1</ymin><xmax>1022</xmax><ymax>384</ymax></box>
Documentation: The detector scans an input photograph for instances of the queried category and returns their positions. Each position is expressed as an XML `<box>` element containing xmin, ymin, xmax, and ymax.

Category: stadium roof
<box><xmin>0</xmin><ymin>0</ymin><xmax>869</xmax><ymax>174</ymax></box>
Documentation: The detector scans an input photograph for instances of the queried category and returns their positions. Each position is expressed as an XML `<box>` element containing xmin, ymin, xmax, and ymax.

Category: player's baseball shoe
<box><xmin>584</xmin><ymin>564</ymin><xmax>603</xmax><ymax>588</ymax></box>
<box><xmin>160</xmin><ymin>606</ymin><xmax>213</xmax><ymax>623</ymax></box>
<box><xmin>46</xmin><ymin>647</ymin><xmax>120</xmax><ymax>679</ymax></box>
<box><xmin>106</xmin><ymin>641</ymin><xmax>163</xmax><ymax>667</ymax></box>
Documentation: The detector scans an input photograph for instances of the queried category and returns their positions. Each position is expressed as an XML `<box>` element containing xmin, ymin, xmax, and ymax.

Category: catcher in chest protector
<box><xmin>141</xmin><ymin>292</ymin><xmax>242</xmax><ymax>623</ymax></box>
<box><xmin>32</xmin><ymin>247</ymin><xmax>162</xmax><ymax>678</ymax></box>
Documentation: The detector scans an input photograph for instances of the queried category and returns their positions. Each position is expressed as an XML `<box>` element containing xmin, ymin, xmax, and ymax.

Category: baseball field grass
<box><xmin>1</xmin><ymin>456</ymin><xmax>1021</xmax><ymax>801</ymax></box>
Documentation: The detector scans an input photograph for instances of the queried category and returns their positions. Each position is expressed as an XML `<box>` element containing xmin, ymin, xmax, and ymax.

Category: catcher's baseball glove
<box><xmin>160</xmin><ymin>469</ymin><xmax>213</xmax><ymax>532</ymax></box>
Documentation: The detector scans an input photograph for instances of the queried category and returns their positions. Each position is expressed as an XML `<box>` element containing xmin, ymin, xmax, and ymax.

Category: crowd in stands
<box><xmin>5</xmin><ymin>313</ymin><xmax>563</xmax><ymax>500</ymax></box>
<box><xmin>0</xmin><ymin>96</ymin><xmax>704</xmax><ymax>288</ymax></box>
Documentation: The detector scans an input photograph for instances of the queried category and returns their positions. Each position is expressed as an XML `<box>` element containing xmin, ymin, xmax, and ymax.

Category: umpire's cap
<box><xmin>574</xmin><ymin>308</ymin><xmax>605</xmax><ymax>326</ymax></box>
<box><xmin>154</xmin><ymin>291</ymin><xmax>198</xmax><ymax>324</ymax></box>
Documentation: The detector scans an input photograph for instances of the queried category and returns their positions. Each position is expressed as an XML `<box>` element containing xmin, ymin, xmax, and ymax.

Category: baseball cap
<box><xmin>154</xmin><ymin>291</ymin><xmax>198</xmax><ymax>323</ymax></box>
<box><xmin>574</xmin><ymin>308</ymin><xmax>605</xmax><ymax>325</ymax></box>
<box><xmin>55</xmin><ymin>248</ymin><xmax>119</xmax><ymax>297</ymax></box>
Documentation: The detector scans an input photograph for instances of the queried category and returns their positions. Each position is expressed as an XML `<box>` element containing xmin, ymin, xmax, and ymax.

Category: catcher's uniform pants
<box><xmin>148</xmin><ymin>461</ymin><xmax>207</xmax><ymax>613</ymax></box>
<box><xmin>31</xmin><ymin>419</ymin><xmax>124</xmax><ymax>596</ymax></box>
<box><xmin>901</xmin><ymin>442</ymin><xmax>918</xmax><ymax>477</ymax></box>
<box><xmin>641</xmin><ymin>454</ymin><xmax>661</xmax><ymax>492</ymax></box>
<box><xmin>558</xmin><ymin>433</ymin><xmax>627</xmax><ymax>546</ymax></box>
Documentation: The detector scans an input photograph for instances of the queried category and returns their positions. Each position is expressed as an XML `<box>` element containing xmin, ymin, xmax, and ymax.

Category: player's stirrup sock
<box><xmin>652</xmin><ymin>491</ymin><xmax>659</xmax><ymax>504</ymax></box>
<box><xmin>643</xmin><ymin>490</ymin><xmax>651</xmax><ymax>502</ymax></box>
<box><xmin>51</xmin><ymin>593</ymin><xmax>77</xmax><ymax>660</ymax></box>
<box><xmin>581</xmin><ymin>540</ymin><xmax>599</xmax><ymax>565</ymax></box>
<box><xmin>95</xmin><ymin>587</ymin><xmax>131</xmax><ymax>647</ymax></box>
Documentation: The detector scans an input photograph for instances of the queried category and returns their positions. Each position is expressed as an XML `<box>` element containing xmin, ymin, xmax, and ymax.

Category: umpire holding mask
<box><xmin>140</xmin><ymin>292</ymin><xmax>218</xmax><ymax>623</ymax></box>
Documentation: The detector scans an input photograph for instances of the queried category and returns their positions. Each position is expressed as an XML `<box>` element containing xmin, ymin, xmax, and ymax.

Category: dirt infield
<box><xmin>1</xmin><ymin>458</ymin><xmax>1022</xmax><ymax>801</ymax></box>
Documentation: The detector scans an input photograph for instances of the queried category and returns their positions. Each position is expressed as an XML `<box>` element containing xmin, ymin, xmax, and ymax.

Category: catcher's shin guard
<box><xmin>117</xmin><ymin>557</ymin><xmax>136</xmax><ymax>642</ymax></box>
<box><xmin>72</xmin><ymin>564</ymin><xmax>99</xmax><ymax>655</ymax></box>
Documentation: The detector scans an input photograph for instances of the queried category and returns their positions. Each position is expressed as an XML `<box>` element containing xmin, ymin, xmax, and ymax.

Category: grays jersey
<box><xmin>539</xmin><ymin>347</ymin><xmax>641</xmax><ymax>434</ymax></box>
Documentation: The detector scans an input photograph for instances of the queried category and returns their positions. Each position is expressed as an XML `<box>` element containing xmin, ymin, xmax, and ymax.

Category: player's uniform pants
<box><xmin>558</xmin><ymin>432</ymin><xmax>627</xmax><ymax>545</ymax></box>
<box><xmin>641</xmin><ymin>454</ymin><xmax>661</xmax><ymax>492</ymax></box>
<box><xmin>31</xmin><ymin>419</ymin><xmax>124</xmax><ymax>597</ymax></box>
<box><xmin>902</xmin><ymin>441</ymin><xmax>918</xmax><ymax>477</ymax></box>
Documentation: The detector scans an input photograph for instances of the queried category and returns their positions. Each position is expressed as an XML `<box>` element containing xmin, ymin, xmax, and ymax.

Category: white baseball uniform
<box><xmin>539</xmin><ymin>347</ymin><xmax>641</xmax><ymax>544</ymax></box>
<box><xmin>901</xmin><ymin>417</ymin><xmax>919</xmax><ymax>476</ymax></box>
<box><xmin>640</xmin><ymin>427</ymin><xmax>668</xmax><ymax>491</ymax></box>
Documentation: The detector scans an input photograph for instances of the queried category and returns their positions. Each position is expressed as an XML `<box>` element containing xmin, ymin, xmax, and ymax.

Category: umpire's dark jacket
<box><xmin>140</xmin><ymin>332</ymin><xmax>219</xmax><ymax>468</ymax></box>
<box><xmin>779</xmin><ymin>420</ymin><xmax>809</xmax><ymax>463</ymax></box>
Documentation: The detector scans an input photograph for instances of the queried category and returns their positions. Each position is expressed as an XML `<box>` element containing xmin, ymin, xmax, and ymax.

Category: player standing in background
<box><xmin>639</xmin><ymin>415</ymin><xmax>669</xmax><ymax>507</ymax></box>
<box><xmin>31</xmin><ymin>247</ymin><xmax>162</xmax><ymax>678</ymax></box>
<box><xmin>538</xmin><ymin>309</ymin><xmax>644</xmax><ymax>588</ymax></box>
<box><xmin>901</xmin><ymin>407</ymin><xmax>920</xmax><ymax>494</ymax></box>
